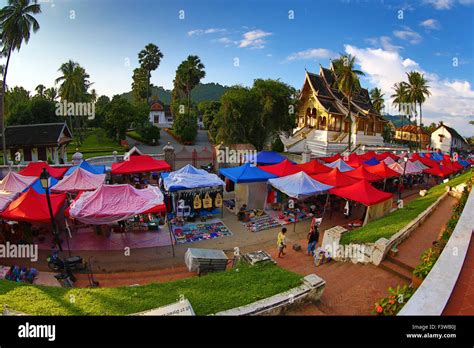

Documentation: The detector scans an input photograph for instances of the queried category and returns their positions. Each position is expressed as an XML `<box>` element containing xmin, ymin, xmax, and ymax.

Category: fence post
<box><xmin>163</xmin><ymin>142</ymin><xmax>175</xmax><ymax>170</ymax></box>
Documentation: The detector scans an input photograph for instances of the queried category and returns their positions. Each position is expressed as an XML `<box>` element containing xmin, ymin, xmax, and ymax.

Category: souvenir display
<box><xmin>214</xmin><ymin>192</ymin><xmax>223</xmax><ymax>207</ymax></box>
<box><xmin>172</xmin><ymin>219</ymin><xmax>232</xmax><ymax>244</ymax></box>
<box><xmin>193</xmin><ymin>194</ymin><xmax>202</xmax><ymax>209</ymax></box>
<box><xmin>203</xmin><ymin>192</ymin><xmax>212</xmax><ymax>209</ymax></box>
<box><xmin>244</xmin><ymin>214</ymin><xmax>280</xmax><ymax>232</ymax></box>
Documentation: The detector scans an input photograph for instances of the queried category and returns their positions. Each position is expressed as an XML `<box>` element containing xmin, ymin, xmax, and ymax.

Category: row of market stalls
<box><xmin>219</xmin><ymin>150</ymin><xmax>471</xmax><ymax>230</ymax></box>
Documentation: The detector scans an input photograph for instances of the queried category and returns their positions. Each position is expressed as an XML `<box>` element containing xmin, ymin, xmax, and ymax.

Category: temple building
<box><xmin>281</xmin><ymin>64</ymin><xmax>387</xmax><ymax>156</ymax></box>
<box><xmin>149</xmin><ymin>101</ymin><xmax>173</xmax><ymax>128</ymax></box>
<box><xmin>395</xmin><ymin>125</ymin><xmax>430</xmax><ymax>149</ymax></box>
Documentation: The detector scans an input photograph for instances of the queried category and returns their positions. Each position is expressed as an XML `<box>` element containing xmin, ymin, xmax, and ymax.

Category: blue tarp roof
<box><xmin>325</xmin><ymin>159</ymin><xmax>354</xmax><ymax>172</ymax></box>
<box><xmin>244</xmin><ymin>151</ymin><xmax>289</xmax><ymax>165</ymax></box>
<box><xmin>27</xmin><ymin>177</ymin><xmax>59</xmax><ymax>194</ymax></box>
<box><xmin>65</xmin><ymin>161</ymin><xmax>106</xmax><ymax>176</ymax></box>
<box><xmin>363</xmin><ymin>157</ymin><xmax>380</xmax><ymax>166</ymax></box>
<box><xmin>459</xmin><ymin>159</ymin><xmax>471</xmax><ymax>168</ymax></box>
<box><xmin>428</xmin><ymin>152</ymin><xmax>444</xmax><ymax>161</ymax></box>
<box><xmin>219</xmin><ymin>163</ymin><xmax>277</xmax><ymax>183</ymax></box>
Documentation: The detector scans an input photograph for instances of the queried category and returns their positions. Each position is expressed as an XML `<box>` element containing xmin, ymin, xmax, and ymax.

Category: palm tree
<box><xmin>405</xmin><ymin>71</ymin><xmax>431</xmax><ymax>150</ymax></box>
<box><xmin>0</xmin><ymin>0</ymin><xmax>41</xmax><ymax>163</ymax></box>
<box><xmin>331</xmin><ymin>54</ymin><xmax>365</xmax><ymax>151</ymax></box>
<box><xmin>35</xmin><ymin>84</ymin><xmax>45</xmax><ymax>97</ymax></box>
<box><xmin>175</xmin><ymin>55</ymin><xmax>206</xmax><ymax>113</ymax></box>
<box><xmin>55</xmin><ymin>60</ymin><xmax>91</xmax><ymax>143</ymax></box>
<box><xmin>138</xmin><ymin>43</ymin><xmax>163</xmax><ymax>103</ymax></box>
<box><xmin>391</xmin><ymin>82</ymin><xmax>410</xmax><ymax>125</ymax></box>
<box><xmin>44</xmin><ymin>87</ymin><xmax>58</xmax><ymax>101</ymax></box>
<box><xmin>369</xmin><ymin>87</ymin><xmax>385</xmax><ymax>114</ymax></box>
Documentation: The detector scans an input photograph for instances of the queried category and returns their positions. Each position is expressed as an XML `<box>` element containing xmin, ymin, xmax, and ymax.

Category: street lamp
<box><xmin>40</xmin><ymin>168</ymin><xmax>62</xmax><ymax>252</ymax></box>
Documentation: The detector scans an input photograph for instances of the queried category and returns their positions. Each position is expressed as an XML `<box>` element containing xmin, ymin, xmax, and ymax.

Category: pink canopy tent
<box><xmin>67</xmin><ymin>184</ymin><xmax>166</xmax><ymax>224</ymax></box>
<box><xmin>388</xmin><ymin>161</ymin><xmax>421</xmax><ymax>175</ymax></box>
<box><xmin>0</xmin><ymin>191</ymin><xmax>19</xmax><ymax>212</ymax></box>
<box><xmin>0</xmin><ymin>172</ymin><xmax>37</xmax><ymax>193</ymax></box>
<box><xmin>52</xmin><ymin>168</ymin><xmax>106</xmax><ymax>193</ymax></box>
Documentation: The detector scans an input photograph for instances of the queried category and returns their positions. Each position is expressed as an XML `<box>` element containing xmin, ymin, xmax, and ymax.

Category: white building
<box><xmin>430</xmin><ymin>124</ymin><xmax>469</xmax><ymax>155</ymax></box>
<box><xmin>149</xmin><ymin>101</ymin><xmax>173</xmax><ymax>128</ymax></box>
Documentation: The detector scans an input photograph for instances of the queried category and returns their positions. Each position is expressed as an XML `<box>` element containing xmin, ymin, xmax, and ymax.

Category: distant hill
<box><xmin>383</xmin><ymin>114</ymin><xmax>413</xmax><ymax>128</ymax></box>
<box><xmin>119</xmin><ymin>82</ymin><xmax>229</xmax><ymax>105</ymax></box>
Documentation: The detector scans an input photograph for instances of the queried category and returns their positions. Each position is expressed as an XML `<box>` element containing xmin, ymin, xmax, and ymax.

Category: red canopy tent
<box><xmin>312</xmin><ymin>168</ymin><xmax>359</xmax><ymax>187</ymax></box>
<box><xmin>111</xmin><ymin>155</ymin><xmax>171</xmax><ymax>175</ymax></box>
<box><xmin>376</xmin><ymin>152</ymin><xmax>400</xmax><ymax>161</ymax></box>
<box><xmin>19</xmin><ymin>162</ymin><xmax>68</xmax><ymax>179</ymax></box>
<box><xmin>295</xmin><ymin>159</ymin><xmax>331</xmax><ymax>175</ymax></box>
<box><xmin>345</xmin><ymin>166</ymin><xmax>382</xmax><ymax>182</ymax></box>
<box><xmin>345</xmin><ymin>153</ymin><xmax>364</xmax><ymax>168</ymax></box>
<box><xmin>259</xmin><ymin>159</ymin><xmax>301</xmax><ymax>177</ymax></box>
<box><xmin>329</xmin><ymin>180</ymin><xmax>393</xmax><ymax>206</ymax></box>
<box><xmin>442</xmin><ymin>159</ymin><xmax>461</xmax><ymax>173</ymax></box>
<box><xmin>364</xmin><ymin>162</ymin><xmax>400</xmax><ymax>179</ymax></box>
<box><xmin>0</xmin><ymin>188</ymin><xmax>66</xmax><ymax>223</ymax></box>
<box><xmin>452</xmin><ymin>161</ymin><xmax>464</xmax><ymax>171</ymax></box>
<box><xmin>319</xmin><ymin>153</ymin><xmax>341</xmax><ymax>163</ymax></box>
<box><xmin>359</xmin><ymin>151</ymin><xmax>377</xmax><ymax>161</ymax></box>
<box><xmin>423</xmin><ymin>164</ymin><xmax>452</xmax><ymax>177</ymax></box>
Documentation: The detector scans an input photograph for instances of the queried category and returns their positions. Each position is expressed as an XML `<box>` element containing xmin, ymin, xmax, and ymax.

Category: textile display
<box><xmin>172</xmin><ymin>219</ymin><xmax>232</xmax><ymax>244</ymax></box>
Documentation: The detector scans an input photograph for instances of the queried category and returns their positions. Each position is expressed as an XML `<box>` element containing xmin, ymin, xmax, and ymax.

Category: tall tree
<box><xmin>35</xmin><ymin>83</ymin><xmax>45</xmax><ymax>97</ymax></box>
<box><xmin>131</xmin><ymin>67</ymin><xmax>148</xmax><ymax>103</ymax></box>
<box><xmin>138</xmin><ymin>43</ymin><xmax>163</xmax><ymax>103</ymax></box>
<box><xmin>44</xmin><ymin>87</ymin><xmax>57</xmax><ymax>101</ymax></box>
<box><xmin>391</xmin><ymin>82</ymin><xmax>410</xmax><ymax>125</ymax></box>
<box><xmin>55</xmin><ymin>60</ymin><xmax>91</xmax><ymax>142</ymax></box>
<box><xmin>0</xmin><ymin>0</ymin><xmax>41</xmax><ymax>164</ymax></box>
<box><xmin>174</xmin><ymin>55</ymin><xmax>206</xmax><ymax>112</ymax></box>
<box><xmin>331</xmin><ymin>54</ymin><xmax>365</xmax><ymax>151</ymax></box>
<box><xmin>405</xmin><ymin>71</ymin><xmax>431</xmax><ymax>150</ymax></box>
<box><xmin>369</xmin><ymin>87</ymin><xmax>385</xmax><ymax>114</ymax></box>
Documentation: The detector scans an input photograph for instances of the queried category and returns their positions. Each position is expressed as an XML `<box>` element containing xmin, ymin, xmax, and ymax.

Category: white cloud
<box><xmin>286</xmin><ymin>48</ymin><xmax>336</xmax><ymax>61</ymax></box>
<box><xmin>344</xmin><ymin>44</ymin><xmax>474</xmax><ymax>135</ymax></box>
<box><xmin>239</xmin><ymin>30</ymin><xmax>272</xmax><ymax>49</ymax></box>
<box><xmin>420</xmin><ymin>19</ymin><xmax>441</xmax><ymax>30</ymax></box>
<box><xmin>424</xmin><ymin>0</ymin><xmax>455</xmax><ymax>9</ymax></box>
<box><xmin>365</xmin><ymin>36</ymin><xmax>402</xmax><ymax>52</ymax></box>
<box><xmin>393</xmin><ymin>27</ymin><xmax>422</xmax><ymax>44</ymax></box>
<box><xmin>188</xmin><ymin>28</ymin><xmax>227</xmax><ymax>36</ymax></box>
<box><xmin>214</xmin><ymin>37</ymin><xmax>236</xmax><ymax>47</ymax></box>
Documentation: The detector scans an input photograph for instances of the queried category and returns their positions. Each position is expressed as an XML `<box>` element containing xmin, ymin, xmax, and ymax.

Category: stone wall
<box><xmin>214</xmin><ymin>274</ymin><xmax>326</xmax><ymax>316</ymax></box>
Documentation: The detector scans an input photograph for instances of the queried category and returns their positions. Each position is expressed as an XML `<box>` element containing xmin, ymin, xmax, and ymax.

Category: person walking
<box><xmin>307</xmin><ymin>226</ymin><xmax>319</xmax><ymax>256</ymax></box>
<box><xmin>277</xmin><ymin>228</ymin><xmax>288</xmax><ymax>258</ymax></box>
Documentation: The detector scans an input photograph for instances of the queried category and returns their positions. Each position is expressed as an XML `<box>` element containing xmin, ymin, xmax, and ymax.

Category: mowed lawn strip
<box><xmin>66</xmin><ymin>128</ymin><xmax>125</xmax><ymax>160</ymax></box>
<box><xmin>340</xmin><ymin>171</ymin><xmax>473</xmax><ymax>245</ymax></box>
<box><xmin>0</xmin><ymin>262</ymin><xmax>302</xmax><ymax>316</ymax></box>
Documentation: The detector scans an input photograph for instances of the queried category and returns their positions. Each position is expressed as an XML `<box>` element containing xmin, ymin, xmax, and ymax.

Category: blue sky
<box><xmin>3</xmin><ymin>0</ymin><xmax>474</xmax><ymax>134</ymax></box>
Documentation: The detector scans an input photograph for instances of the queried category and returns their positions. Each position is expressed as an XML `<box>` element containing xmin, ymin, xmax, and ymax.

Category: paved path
<box><xmin>127</xmin><ymin>130</ymin><xmax>213</xmax><ymax>155</ymax></box>
<box><xmin>443</xmin><ymin>236</ymin><xmax>474</xmax><ymax>315</ymax></box>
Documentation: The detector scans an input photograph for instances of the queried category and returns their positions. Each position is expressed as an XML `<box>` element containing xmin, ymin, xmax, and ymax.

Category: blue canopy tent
<box><xmin>219</xmin><ymin>163</ymin><xmax>277</xmax><ymax>183</ymax></box>
<box><xmin>28</xmin><ymin>177</ymin><xmax>59</xmax><ymax>194</ymax></box>
<box><xmin>244</xmin><ymin>151</ymin><xmax>289</xmax><ymax>165</ymax></box>
<box><xmin>363</xmin><ymin>157</ymin><xmax>380</xmax><ymax>166</ymax></box>
<box><xmin>65</xmin><ymin>161</ymin><xmax>106</xmax><ymax>176</ymax></box>
<box><xmin>268</xmin><ymin>172</ymin><xmax>333</xmax><ymax>199</ymax></box>
<box><xmin>459</xmin><ymin>159</ymin><xmax>471</xmax><ymax>168</ymax></box>
<box><xmin>326</xmin><ymin>158</ymin><xmax>354</xmax><ymax>172</ymax></box>
<box><xmin>220</xmin><ymin>163</ymin><xmax>277</xmax><ymax>211</ymax></box>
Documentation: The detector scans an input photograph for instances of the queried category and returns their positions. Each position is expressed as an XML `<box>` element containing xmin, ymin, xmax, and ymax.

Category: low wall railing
<box><xmin>398</xmin><ymin>187</ymin><xmax>474</xmax><ymax>315</ymax></box>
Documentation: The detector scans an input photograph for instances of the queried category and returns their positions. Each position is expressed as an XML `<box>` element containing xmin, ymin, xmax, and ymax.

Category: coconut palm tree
<box><xmin>138</xmin><ymin>43</ymin><xmax>163</xmax><ymax>103</ymax></box>
<box><xmin>0</xmin><ymin>0</ymin><xmax>41</xmax><ymax>163</ymax></box>
<box><xmin>391</xmin><ymin>82</ymin><xmax>410</xmax><ymax>125</ymax></box>
<box><xmin>331</xmin><ymin>54</ymin><xmax>365</xmax><ymax>151</ymax></box>
<box><xmin>44</xmin><ymin>87</ymin><xmax>58</xmax><ymax>101</ymax></box>
<box><xmin>175</xmin><ymin>55</ymin><xmax>206</xmax><ymax>113</ymax></box>
<box><xmin>35</xmin><ymin>83</ymin><xmax>45</xmax><ymax>97</ymax></box>
<box><xmin>55</xmin><ymin>60</ymin><xmax>91</xmax><ymax>143</ymax></box>
<box><xmin>369</xmin><ymin>87</ymin><xmax>385</xmax><ymax>114</ymax></box>
<box><xmin>405</xmin><ymin>71</ymin><xmax>431</xmax><ymax>149</ymax></box>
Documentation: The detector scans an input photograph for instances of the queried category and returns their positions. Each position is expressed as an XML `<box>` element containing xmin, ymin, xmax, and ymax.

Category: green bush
<box><xmin>373</xmin><ymin>285</ymin><xmax>414</xmax><ymax>316</ymax></box>
<box><xmin>413</xmin><ymin>248</ymin><xmax>439</xmax><ymax>279</ymax></box>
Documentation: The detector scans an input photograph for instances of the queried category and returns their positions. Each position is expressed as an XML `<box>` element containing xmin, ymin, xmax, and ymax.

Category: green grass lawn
<box><xmin>66</xmin><ymin>128</ymin><xmax>126</xmax><ymax>160</ymax></box>
<box><xmin>0</xmin><ymin>262</ymin><xmax>302</xmax><ymax>316</ymax></box>
<box><xmin>340</xmin><ymin>171</ymin><xmax>473</xmax><ymax>245</ymax></box>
